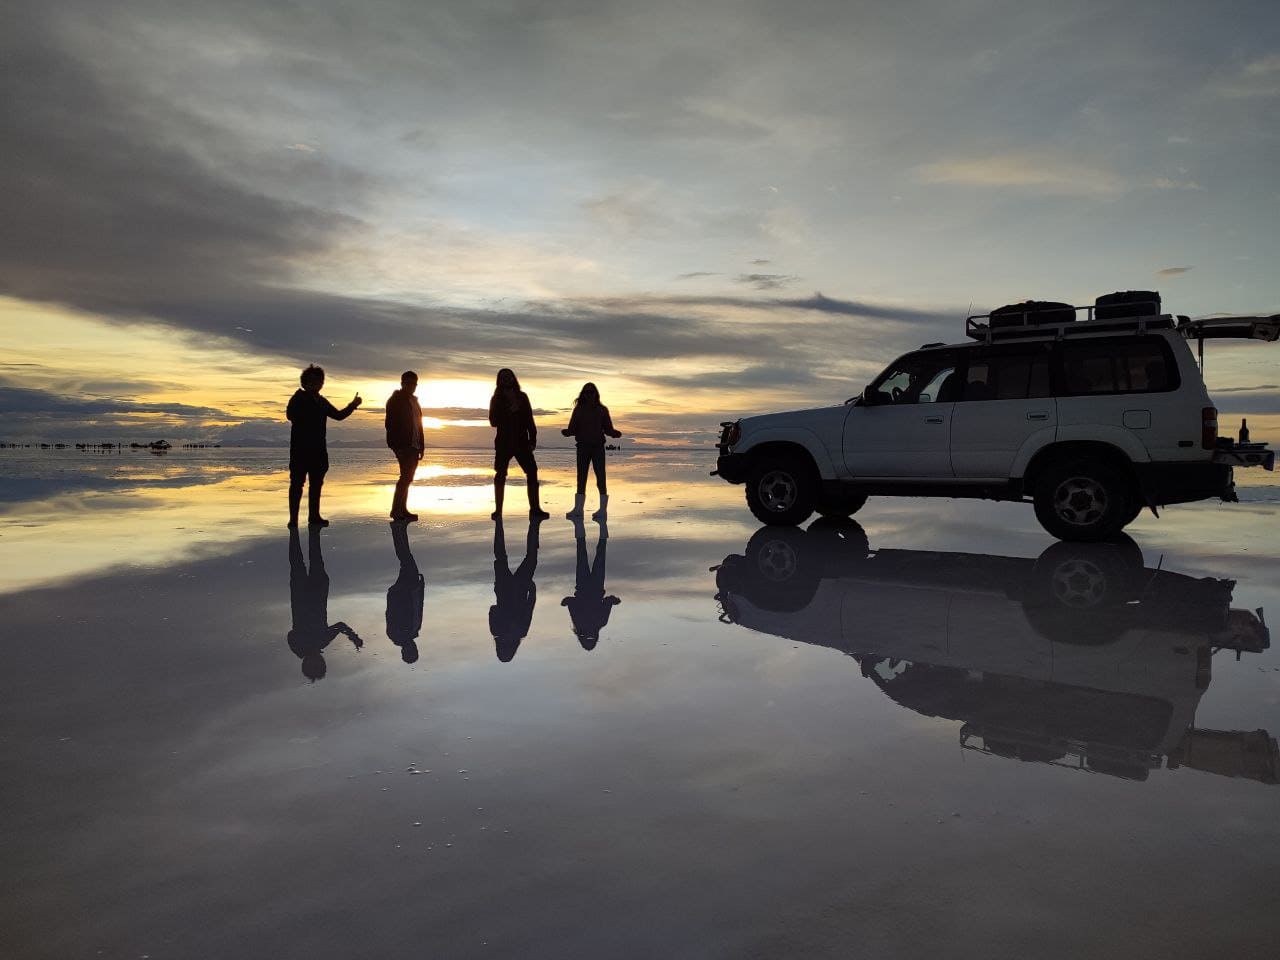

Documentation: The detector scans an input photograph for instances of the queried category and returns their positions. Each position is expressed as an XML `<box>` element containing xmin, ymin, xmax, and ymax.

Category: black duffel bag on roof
<box><xmin>989</xmin><ymin>300</ymin><xmax>1075</xmax><ymax>328</ymax></box>
<box><xmin>1095</xmin><ymin>290</ymin><xmax>1161</xmax><ymax>320</ymax></box>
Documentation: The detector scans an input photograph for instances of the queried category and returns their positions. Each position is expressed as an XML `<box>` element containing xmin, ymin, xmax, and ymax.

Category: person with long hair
<box><xmin>562</xmin><ymin>381</ymin><xmax>622</xmax><ymax>520</ymax></box>
<box><xmin>488</xmin><ymin>368</ymin><xmax>550</xmax><ymax>520</ymax></box>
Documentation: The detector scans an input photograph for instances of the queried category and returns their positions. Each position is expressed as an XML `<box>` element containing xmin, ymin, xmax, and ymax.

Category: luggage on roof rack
<box><xmin>1096</xmin><ymin>290</ymin><xmax>1161</xmax><ymax>321</ymax></box>
<box><xmin>989</xmin><ymin>300</ymin><xmax>1075</xmax><ymax>329</ymax></box>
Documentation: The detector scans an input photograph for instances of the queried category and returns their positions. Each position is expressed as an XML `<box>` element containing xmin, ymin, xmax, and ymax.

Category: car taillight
<box><xmin>720</xmin><ymin>421</ymin><xmax>741</xmax><ymax>448</ymax></box>
<box><xmin>1202</xmin><ymin>406</ymin><xmax>1218</xmax><ymax>450</ymax></box>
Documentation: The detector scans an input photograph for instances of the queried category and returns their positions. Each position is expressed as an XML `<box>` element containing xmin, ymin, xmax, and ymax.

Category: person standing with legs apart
<box><xmin>385</xmin><ymin>370</ymin><xmax>425</xmax><ymax>523</ymax></box>
<box><xmin>489</xmin><ymin>368</ymin><xmax>550</xmax><ymax>520</ymax></box>
<box><xmin>562</xmin><ymin>382</ymin><xmax>622</xmax><ymax>521</ymax></box>
<box><xmin>286</xmin><ymin>364</ymin><xmax>361</xmax><ymax>528</ymax></box>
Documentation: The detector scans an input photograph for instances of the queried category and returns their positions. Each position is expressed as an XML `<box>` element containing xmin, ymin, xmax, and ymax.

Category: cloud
<box><xmin>581</xmin><ymin>179</ymin><xmax>685</xmax><ymax>236</ymax></box>
<box><xmin>0</xmin><ymin>383</ymin><xmax>228</xmax><ymax>419</ymax></box>
<box><xmin>1151</xmin><ymin>177</ymin><xmax>1202</xmax><ymax>190</ymax></box>
<box><xmin>0</xmin><ymin>15</ymin><xmax>821</xmax><ymax>384</ymax></box>
<box><xmin>735</xmin><ymin>273</ymin><xmax>799</xmax><ymax>290</ymax></box>
<box><xmin>1212</xmin><ymin>384</ymin><xmax>1280</xmax><ymax>394</ymax></box>
<box><xmin>1157</xmin><ymin>266</ymin><xmax>1194</xmax><ymax>277</ymax></box>
<box><xmin>916</xmin><ymin>153</ymin><xmax>1126</xmax><ymax>195</ymax></box>
<box><xmin>0</xmin><ymin>381</ymin><xmax>244</xmax><ymax>440</ymax></box>
<box><xmin>645</xmin><ymin>364</ymin><xmax>819</xmax><ymax>390</ymax></box>
<box><xmin>1215</xmin><ymin>54</ymin><xmax>1280</xmax><ymax>98</ymax></box>
<box><xmin>1212</xmin><ymin>389</ymin><xmax>1280</xmax><ymax>414</ymax></box>
<box><xmin>750</xmin><ymin>259</ymin><xmax>771</xmax><ymax>266</ymax></box>
<box><xmin>675</xmin><ymin>272</ymin><xmax>717</xmax><ymax>280</ymax></box>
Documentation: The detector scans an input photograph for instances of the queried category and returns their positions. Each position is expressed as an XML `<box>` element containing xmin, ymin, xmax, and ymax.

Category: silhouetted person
<box><xmin>562</xmin><ymin>381</ymin><xmax>622</xmax><ymax>521</ymax></box>
<box><xmin>489</xmin><ymin>516</ymin><xmax>542</xmax><ymax>662</ymax></box>
<box><xmin>386</xmin><ymin>522</ymin><xmax>425</xmax><ymax>664</ymax></box>
<box><xmin>287</xmin><ymin>528</ymin><xmax>363</xmax><ymax>681</ymax></box>
<box><xmin>385</xmin><ymin>370</ymin><xmax>425</xmax><ymax>523</ymax></box>
<box><xmin>286</xmin><ymin>364</ymin><xmax>361</xmax><ymax>528</ymax></box>
<box><xmin>562</xmin><ymin>517</ymin><xmax>620</xmax><ymax>651</ymax></box>
<box><xmin>489</xmin><ymin>368</ymin><xmax>549</xmax><ymax>520</ymax></box>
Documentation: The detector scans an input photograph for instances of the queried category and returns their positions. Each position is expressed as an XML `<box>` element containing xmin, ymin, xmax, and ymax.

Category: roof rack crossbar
<box><xmin>964</xmin><ymin>305</ymin><xmax>1173</xmax><ymax>344</ymax></box>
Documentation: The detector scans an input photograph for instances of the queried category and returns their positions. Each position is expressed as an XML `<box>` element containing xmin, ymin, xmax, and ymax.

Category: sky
<box><xmin>1</xmin><ymin>0</ymin><xmax>1278</xmax><ymax>446</ymax></box>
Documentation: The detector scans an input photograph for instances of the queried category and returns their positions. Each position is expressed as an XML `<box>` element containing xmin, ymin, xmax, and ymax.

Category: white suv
<box><xmin>714</xmin><ymin>295</ymin><xmax>1278</xmax><ymax>541</ymax></box>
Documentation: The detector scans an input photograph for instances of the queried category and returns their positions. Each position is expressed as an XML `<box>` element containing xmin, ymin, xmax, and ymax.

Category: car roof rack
<box><xmin>965</xmin><ymin>304</ymin><xmax>1174</xmax><ymax>344</ymax></box>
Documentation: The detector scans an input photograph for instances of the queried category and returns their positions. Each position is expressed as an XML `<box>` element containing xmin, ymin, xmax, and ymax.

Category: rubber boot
<box><xmin>491</xmin><ymin>477</ymin><xmax>505</xmax><ymax>520</ymax></box>
<box><xmin>566</xmin><ymin>493</ymin><xmax>585</xmax><ymax>520</ymax></box>
<box><xmin>288</xmin><ymin>487</ymin><xmax>302</xmax><ymax>529</ymax></box>
<box><xmin>591</xmin><ymin>493</ymin><xmax>609</xmax><ymax>522</ymax></box>
<box><xmin>528</xmin><ymin>476</ymin><xmax>550</xmax><ymax>519</ymax></box>
<box><xmin>308</xmin><ymin>479</ymin><xmax>328</xmax><ymax>527</ymax></box>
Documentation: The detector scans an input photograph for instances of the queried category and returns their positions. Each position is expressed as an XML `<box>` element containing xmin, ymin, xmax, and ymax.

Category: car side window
<box><xmin>1060</xmin><ymin>338</ymin><xmax>1180</xmax><ymax>395</ymax></box>
<box><xmin>870</xmin><ymin>353</ymin><xmax>958</xmax><ymax>404</ymax></box>
<box><xmin>961</xmin><ymin>347</ymin><xmax>1052</xmax><ymax>401</ymax></box>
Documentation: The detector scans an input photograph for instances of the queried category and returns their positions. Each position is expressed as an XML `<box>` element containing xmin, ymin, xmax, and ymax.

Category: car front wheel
<box><xmin>746</xmin><ymin>458</ymin><xmax>817</xmax><ymax>526</ymax></box>
<box><xmin>1033</xmin><ymin>458</ymin><xmax>1133</xmax><ymax>542</ymax></box>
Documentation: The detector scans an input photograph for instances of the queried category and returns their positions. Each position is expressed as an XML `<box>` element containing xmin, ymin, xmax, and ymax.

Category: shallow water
<box><xmin>2</xmin><ymin>448</ymin><xmax>1278</xmax><ymax>959</ymax></box>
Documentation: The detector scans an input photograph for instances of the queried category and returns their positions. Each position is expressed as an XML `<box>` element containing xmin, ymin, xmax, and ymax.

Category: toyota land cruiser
<box><xmin>713</xmin><ymin>293</ymin><xmax>1278</xmax><ymax>541</ymax></box>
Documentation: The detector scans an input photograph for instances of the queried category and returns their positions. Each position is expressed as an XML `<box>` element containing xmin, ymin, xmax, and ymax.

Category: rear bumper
<box><xmin>1135</xmin><ymin>461</ymin><xmax>1233</xmax><ymax>506</ymax></box>
<box><xmin>715</xmin><ymin>452</ymin><xmax>751</xmax><ymax>484</ymax></box>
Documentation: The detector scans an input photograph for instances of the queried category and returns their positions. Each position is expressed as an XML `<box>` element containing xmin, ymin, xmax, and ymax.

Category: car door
<box><xmin>950</xmin><ymin>343</ymin><xmax>1056</xmax><ymax>479</ymax></box>
<box><xmin>844</xmin><ymin>350</ymin><xmax>958</xmax><ymax>477</ymax></box>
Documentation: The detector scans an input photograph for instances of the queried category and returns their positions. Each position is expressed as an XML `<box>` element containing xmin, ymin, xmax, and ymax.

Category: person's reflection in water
<box><xmin>387</xmin><ymin>523</ymin><xmax>425</xmax><ymax>664</ymax></box>
<box><xmin>562</xmin><ymin>517</ymin><xmax>621</xmax><ymax>651</ymax></box>
<box><xmin>489</xmin><ymin>517</ymin><xmax>542</xmax><ymax>662</ymax></box>
<box><xmin>287</xmin><ymin>529</ymin><xmax>363</xmax><ymax>681</ymax></box>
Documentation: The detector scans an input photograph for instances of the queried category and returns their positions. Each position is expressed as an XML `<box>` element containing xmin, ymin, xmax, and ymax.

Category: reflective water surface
<box><xmin>2</xmin><ymin>448</ymin><xmax>1279</xmax><ymax>959</ymax></box>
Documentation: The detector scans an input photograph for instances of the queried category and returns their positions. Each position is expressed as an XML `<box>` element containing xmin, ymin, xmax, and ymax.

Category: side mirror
<box><xmin>861</xmin><ymin>384</ymin><xmax>881</xmax><ymax>406</ymax></box>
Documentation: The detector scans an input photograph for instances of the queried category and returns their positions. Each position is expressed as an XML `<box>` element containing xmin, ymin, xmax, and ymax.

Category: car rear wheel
<box><xmin>746</xmin><ymin>457</ymin><xmax>818</xmax><ymax>526</ymax></box>
<box><xmin>1032</xmin><ymin>458</ymin><xmax>1133</xmax><ymax>542</ymax></box>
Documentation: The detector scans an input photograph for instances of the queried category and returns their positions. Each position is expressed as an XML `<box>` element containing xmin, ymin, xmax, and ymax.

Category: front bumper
<box><xmin>715</xmin><ymin>452</ymin><xmax>751</xmax><ymax>484</ymax></box>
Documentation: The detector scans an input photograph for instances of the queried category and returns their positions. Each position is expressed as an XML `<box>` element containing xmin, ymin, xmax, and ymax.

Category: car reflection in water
<box><xmin>714</xmin><ymin>519</ymin><xmax>1276</xmax><ymax>784</ymax></box>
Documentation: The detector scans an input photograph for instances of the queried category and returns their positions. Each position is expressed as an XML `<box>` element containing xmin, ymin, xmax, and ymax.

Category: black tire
<box><xmin>1021</xmin><ymin>537</ymin><xmax>1143</xmax><ymax>645</ymax></box>
<box><xmin>805</xmin><ymin>516</ymin><xmax>871</xmax><ymax>570</ymax></box>
<box><xmin>741</xmin><ymin>526</ymin><xmax>820</xmax><ymax>612</ymax></box>
<box><xmin>746</xmin><ymin>457</ymin><xmax>818</xmax><ymax>526</ymax></box>
<box><xmin>1032</xmin><ymin>458</ymin><xmax>1133</xmax><ymax>542</ymax></box>
<box><xmin>816</xmin><ymin>491</ymin><xmax>869</xmax><ymax>519</ymax></box>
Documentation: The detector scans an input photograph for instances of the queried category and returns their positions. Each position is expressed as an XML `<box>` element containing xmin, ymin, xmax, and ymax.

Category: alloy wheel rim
<box><xmin>756</xmin><ymin>539</ymin><xmax>798</xmax><ymax>581</ymax></box>
<box><xmin>759</xmin><ymin>470</ymin><xmax>798</xmax><ymax>512</ymax></box>
<box><xmin>1053</xmin><ymin>476</ymin><xmax>1108</xmax><ymax>526</ymax></box>
<box><xmin>1049</xmin><ymin>559</ymin><xmax>1108</xmax><ymax>607</ymax></box>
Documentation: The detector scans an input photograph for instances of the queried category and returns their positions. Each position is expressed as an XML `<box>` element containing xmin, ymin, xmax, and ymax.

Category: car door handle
<box><xmin>924</xmin><ymin>416</ymin><xmax>944</xmax><ymax>424</ymax></box>
<box><xmin>1026</xmin><ymin>412</ymin><xmax>1050</xmax><ymax>421</ymax></box>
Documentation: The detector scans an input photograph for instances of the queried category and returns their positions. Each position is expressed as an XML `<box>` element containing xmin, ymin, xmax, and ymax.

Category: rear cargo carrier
<box><xmin>1177</xmin><ymin>314</ymin><xmax>1280</xmax><ymax>474</ymax></box>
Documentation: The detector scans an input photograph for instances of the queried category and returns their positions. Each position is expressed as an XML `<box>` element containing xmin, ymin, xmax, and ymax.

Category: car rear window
<box><xmin>1059</xmin><ymin>337</ymin><xmax>1180</xmax><ymax>395</ymax></box>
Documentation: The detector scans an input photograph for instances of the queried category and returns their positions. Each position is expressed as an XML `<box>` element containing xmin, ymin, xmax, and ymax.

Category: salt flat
<box><xmin>2</xmin><ymin>448</ymin><xmax>1278</xmax><ymax>959</ymax></box>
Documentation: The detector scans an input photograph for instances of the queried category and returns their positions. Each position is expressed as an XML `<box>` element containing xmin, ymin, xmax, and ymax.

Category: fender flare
<box><xmin>1011</xmin><ymin>426</ymin><xmax>1149</xmax><ymax>479</ymax></box>
<box><xmin>737</xmin><ymin>427</ymin><xmax>839</xmax><ymax>478</ymax></box>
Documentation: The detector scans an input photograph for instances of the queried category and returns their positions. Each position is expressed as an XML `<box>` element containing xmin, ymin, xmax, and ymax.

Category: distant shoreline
<box><xmin>0</xmin><ymin>443</ymin><xmax>710</xmax><ymax>453</ymax></box>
